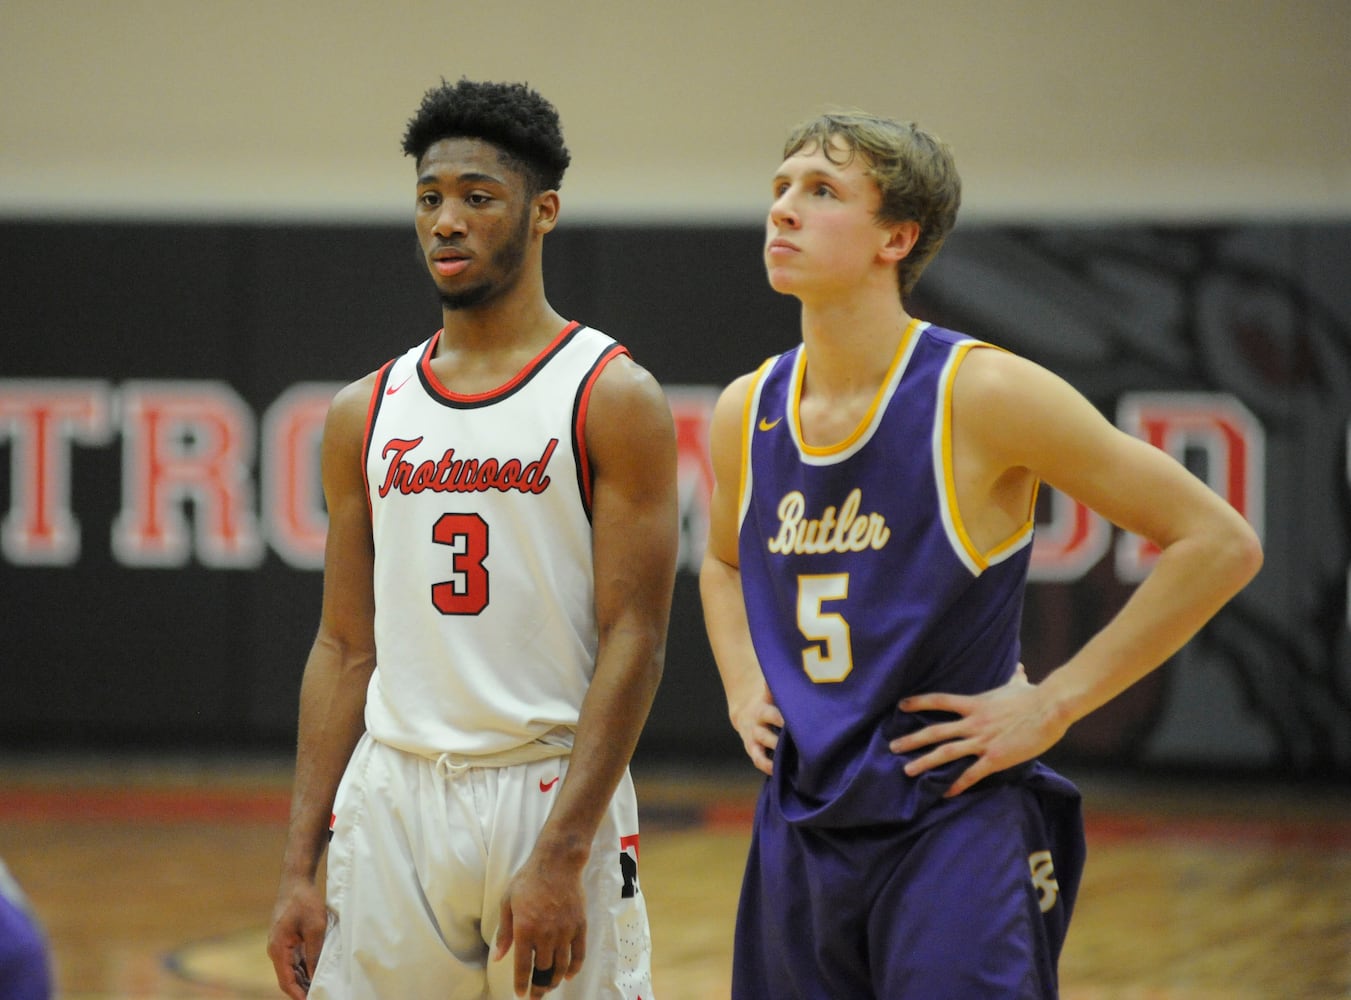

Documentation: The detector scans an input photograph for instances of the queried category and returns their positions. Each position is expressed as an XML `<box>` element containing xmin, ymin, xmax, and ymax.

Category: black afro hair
<box><xmin>401</xmin><ymin>78</ymin><xmax>571</xmax><ymax>193</ymax></box>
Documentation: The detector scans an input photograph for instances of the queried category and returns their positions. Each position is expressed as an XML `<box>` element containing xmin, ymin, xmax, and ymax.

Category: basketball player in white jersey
<box><xmin>266</xmin><ymin>79</ymin><xmax>678</xmax><ymax>1000</ymax></box>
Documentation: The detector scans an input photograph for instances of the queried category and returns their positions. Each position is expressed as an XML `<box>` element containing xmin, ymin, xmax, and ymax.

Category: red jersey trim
<box><xmin>362</xmin><ymin>359</ymin><xmax>397</xmax><ymax>520</ymax></box>
<box><xmin>573</xmin><ymin>344</ymin><xmax>632</xmax><ymax>513</ymax></box>
<box><xmin>418</xmin><ymin>321</ymin><xmax>583</xmax><ymax>405</ymax></box>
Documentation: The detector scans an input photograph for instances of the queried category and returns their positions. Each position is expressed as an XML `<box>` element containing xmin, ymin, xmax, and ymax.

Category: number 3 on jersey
<box><xmin>798</xmin><ymin>573</ymin><xmax>853</xmax><ymax>682</ymax></box>
<box><xmin>432</xmin><ymin>512</ymin><xmax>489</xmax><ymax>615</ymax></box>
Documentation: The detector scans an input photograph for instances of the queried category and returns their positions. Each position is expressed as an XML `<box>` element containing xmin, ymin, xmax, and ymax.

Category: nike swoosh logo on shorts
<box><xmin>539</xmin><ymin>776</ymin><xmax>560</xmax><ymax>793</ymax></box>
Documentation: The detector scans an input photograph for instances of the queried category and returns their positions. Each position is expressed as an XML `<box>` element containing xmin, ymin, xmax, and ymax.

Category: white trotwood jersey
<box><xmin>361</xmin><ymin>322</ymin><xmax>627</xmax><ymax>757</ymax></box>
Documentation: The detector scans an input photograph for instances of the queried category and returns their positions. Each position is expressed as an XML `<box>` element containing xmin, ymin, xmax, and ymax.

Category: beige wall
<box><xmin>3</xmin><ymin>0</ymin><xmax>1348</xmax><ymax>223</ymax></box>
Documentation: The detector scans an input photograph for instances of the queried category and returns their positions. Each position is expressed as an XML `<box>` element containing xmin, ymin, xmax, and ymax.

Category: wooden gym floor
<box><xmin>0</xmin><ymin>753</ymin><xmax>1348</xmax><ymax>999</ymax></box>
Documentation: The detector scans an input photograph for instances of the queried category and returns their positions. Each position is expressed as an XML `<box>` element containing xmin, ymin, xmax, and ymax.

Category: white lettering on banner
<box><xmin>0</xmin><ymin>379</ymin><xmax>1272</xmax><ymax>580</ymax></box>
<box><xmin>0</xmin><ymin>380</ymin><xmax>115</xmax><ymax>566</ymax></box>
<box><xmin>1115</xmin><ymin>392</ymin><xmax>1266</xmax><ymax>583</ymax></box>
<box><xmin>111</xmin><ymin>381</ymin><xmax>264</xmax><ymax>568</ymax></box>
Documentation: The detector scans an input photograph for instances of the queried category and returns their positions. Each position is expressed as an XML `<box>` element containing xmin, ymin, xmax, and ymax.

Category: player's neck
<box><xmin>438</xmin><ymin>285</ymin><xmax>566</xmax><ymax>355</ymax></box>
<box><xmin>431</xmin><ymin>285</ymin><xmax>568</xmax><ymax>395</ymax></box>
<box><xmin>798</xmin><ymin>294</ymin><xmax>913</xmax><ymax>400</ymax></box>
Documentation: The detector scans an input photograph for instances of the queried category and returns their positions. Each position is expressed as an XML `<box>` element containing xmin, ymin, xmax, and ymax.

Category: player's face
<box><xmin>414</xmin><ymin>137</ymin><xmax>535</xmax><ymax>311</ymax></box>
<box><xmin>764</xmin><ymin>138</ymin><xmax>891</xmax><ymax>301</ymax></box>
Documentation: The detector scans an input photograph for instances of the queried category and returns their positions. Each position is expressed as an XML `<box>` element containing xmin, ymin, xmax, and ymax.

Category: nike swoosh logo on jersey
<box><xmin>758</xmin><ymin>416</ymin><xmax>782</xmax><ymax>431</ymax></box>
<box><xmin>386</xmin><ymin>373</ymin><xmax>414</xmax><ymax>396</ymax></box>
<box><xmin>539</xmin><ymin>776</ymin><xmax>560</xmax><ymax>793</ymax></box>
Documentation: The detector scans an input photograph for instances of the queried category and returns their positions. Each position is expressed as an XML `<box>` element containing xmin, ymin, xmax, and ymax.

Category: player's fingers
<box><xmin>268</xmin><ymin>961</ymin><xmax>294</xmax><ymax>998</ymax></box>
<box><xmin>901</xmin><ymin>737</ymin><xmax>976</xmax><ymax>777</ymax></box>
<box><xmin>299</xmin><ymin>942</ymin><xmax>320</xmax><ymax>992</ymax></box>
<box><xmin>760</xmin><ymin>703</ymin><xmax>785</xmax><ymax>729</ymax></box>
<box><xmin>272</xmin><ymin>962</ymin><xmax>307</xmax><ymax>1000</ymax></box>
<box><xmin>513</xmin><ymin>944</ymin><xmax>535</xmax><ymax>997</ymax></box>
<box><xmin>889</xmin><ymin>719</ymin><xmax>964</xmax><ymax>754</ymax></box>
<box><xmin>944</xmin><ymin>759</ymin><xmax>992</xmax><ymax>798</ymax></box>
<box><xmin>566</xmin><ymin>923</ymin><xmax>586</xmax><ymax>977</ymax></box>
<box><xmin>747</xmin><ymin>739</ymin><xmax>774</xmax><ymax>775</ymax></box>
<box><xmin>898</xmin><ymin>691</ymin><xmax>969</xmax><ymax>714</ymax></box>
<box><xmin>529</xmin><ymin>952</ymin><xmax>562</xmax><ymax>996</ymax></box>
<box><xmin>492</xmin><ymin>903</ymin><xmax>514</xmax><ymax>962</ymax></box>
<box><xmin>266</xmin><ymin>930</ymin><xmax>308</xmax><ymax>999</ymax></box>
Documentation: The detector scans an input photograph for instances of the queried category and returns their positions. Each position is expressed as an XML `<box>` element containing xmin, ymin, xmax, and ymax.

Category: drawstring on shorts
<box><xmin>422</xmin><ymin>727</ymin><xmax>575</xmax><ymax>780</ymax></box>
<box><xmin>434</xmin><ymin>753</ymin><xmax>472</xmax><ymax>779</ymax></box>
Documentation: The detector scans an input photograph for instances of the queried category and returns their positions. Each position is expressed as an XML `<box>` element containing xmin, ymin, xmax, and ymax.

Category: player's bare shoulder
<box><xmin>325</xmin><ymin>370</ymin><xmax>381</xmax><ymax>433</ymax></box>
<box><xmin>590</xmin><ymin>353</ymin><xmax>664</xmax><ymax>408</ymax></box>
<box><xmin>317</xmin><ymin>370</ymin><xmax>383</xmax><ymax>478</ymax></box>
<box><xmin>583</xmin><ymin>353</ymin><xmax>676</xmax><ymax>492</ymax></box>
<box><xmin>705</xmin><ymin>370</ymin><xmax>760</xmax><ymax>460</ymax></box>
<box><xmin>952</xmin><ymin>346</ymin><xmax>1083</xmax><ymax>439</ymax></box>
<box><xmin>951</xmin><ymin>343</ymin><xmax>1031</xmax><ymax>404</ymax></box>
<box><xmin>586</xmin><ymin>354</ymin><xmax>674</xmax><ymax>441</ymax></box>
<box><xmin>713</xmin><ymin>370</ymin><xmax>759</xmax><ymax>423</ymax></box>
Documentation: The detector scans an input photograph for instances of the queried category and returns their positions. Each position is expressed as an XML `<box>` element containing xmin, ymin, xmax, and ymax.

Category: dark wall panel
<box><xmin>1</xmin><ymin>220</ymin><xmax>1347</xmax><ymax>777</ymax></box>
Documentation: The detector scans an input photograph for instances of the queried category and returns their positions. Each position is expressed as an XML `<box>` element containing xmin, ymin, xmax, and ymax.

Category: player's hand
<box><xmin>889</xmin><ymin>665</ymin><xmax>1068</xmax><ymax>797</ymax></box>
<box><xmin>266</xmin><ymin>877</ymin><xmax>327</xmax><ymax>999</ymax></box>
<box><xmin>729</xmin><ymin>685</ymin><xmax>783</xmax><ymax>776</ymax></box>
<box><xmin>492</xmin><ymin>855</ymin><xmax>587</xmax><ymax>997</ymax></box>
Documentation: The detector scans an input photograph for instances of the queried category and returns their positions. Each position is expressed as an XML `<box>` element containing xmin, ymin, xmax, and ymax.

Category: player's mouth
<box><xmin>766</xmin><ymin>237</ymin><xmax>800</xmax><ymax>256</ymax></box>
<box><xmin>431</xmin><ymin>248</ymin><xmax>472</xmax><ymax>276</ymax></box>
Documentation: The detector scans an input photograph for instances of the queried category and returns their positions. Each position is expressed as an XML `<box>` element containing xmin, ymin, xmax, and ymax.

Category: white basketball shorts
<box><xmin>309</xmin><ymin>733</ymin><xmax>654</xmax><ymax>999</ymax></box>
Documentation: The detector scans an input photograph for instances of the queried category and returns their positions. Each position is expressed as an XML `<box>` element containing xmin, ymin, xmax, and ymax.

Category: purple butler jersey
<box><xmin>738</xmin><ymin>319</ymin><xmax>1039</xmax><ymax>828</ymax></box>
<box><xmin>733</xmin><ymin>320</ymin><xmax>1085</xmax><ymax>997</ymax></box>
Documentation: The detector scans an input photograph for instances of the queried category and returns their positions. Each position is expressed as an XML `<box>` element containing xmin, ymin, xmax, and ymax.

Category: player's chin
<box><xmin>764</xmin><ymin>266</ymin><xmax>796</xmax><ymax>293</ymax></box>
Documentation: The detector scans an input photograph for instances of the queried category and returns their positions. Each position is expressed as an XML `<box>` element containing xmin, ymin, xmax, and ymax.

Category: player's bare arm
<box><xmin>267</xmin><ymin>375</ymin><xmax>379</xmax><ymax>998</ymax></box>
<box><xmin>893</xmin><ymin>349</ymin><xmax>1263</xmax><ymax>796</ymax></box>
<box><xmin>700</xmin><ymin>373</ymin><xmax>784</xmax><ymax>776</ymax></box>
<box><xmin>493</xmin><ymin>355</ymin><xmax>678</xmax><ymax>997</ymax></box>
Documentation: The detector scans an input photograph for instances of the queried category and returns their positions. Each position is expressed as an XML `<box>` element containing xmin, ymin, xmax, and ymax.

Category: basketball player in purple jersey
<box><xmin>0</xmin><ymin>858</ymin><xmax>52</xmax><ymax>1000</ymax></box>
<box><xmin>267</xmin><ymin>80</ymin><xmax>678</xmax><ymax>999</ymax></box>
<box><xmin>701</xmin><ymin>112</ymin><xmax>1262</xmax><ymax>997</ymax></box>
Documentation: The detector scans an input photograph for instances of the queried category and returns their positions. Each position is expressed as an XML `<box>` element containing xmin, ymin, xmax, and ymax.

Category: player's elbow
<box><xmin>1209</xmin><ymin>512</ymin><xmax>1264</xmax><ymax>597</ymax></box>
<box><xmin>699</xmin><ymin>548</ymin><xmax>739</xmax><ymax>599</ymax></box>
<box><xmin>629</xmin><ymin>643</ymin><xmax>666</xmax><ymax>710</ymax></box>
<box><xmin>1235</xmin><ymin>521</ymin><xmax>1264</xmax><ymax>585</ymax></box>
<box><xmin>599</xmin><ymin>617</ymin><xmax>668</xmax><ymax>698</ymax></box>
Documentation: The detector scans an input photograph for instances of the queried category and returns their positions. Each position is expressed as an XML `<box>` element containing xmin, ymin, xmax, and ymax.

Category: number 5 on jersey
<box><xmin>798</xmin><ymin>573</ymin><xmax>852</xmax><ymax>682</ymax></box>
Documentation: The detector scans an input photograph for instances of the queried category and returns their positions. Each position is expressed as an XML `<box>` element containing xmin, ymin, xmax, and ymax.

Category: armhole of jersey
<box><xmin>987</xmin><ymin>480</ymin><xmax>1038</xmax><ymax>565</ymax></box>
<box><xmin>935</xmin><ymin>341</ymin><xmax>987</xmax><ymax>575</ymax></box>
<box><xmin>362</xmin><ymin>360</ymin><xmax>397</xmax><ymax>519</ymax></box>
<box><xmin>736</xmin><ymin>357</ymin><xmax>777</xmax><ymax>532</ymax></box>
<box><xmin>572</xmin><ymin>344</ymin><xmax>631</xmax><ymax>519</ymax></box>
<box><xmin>934</xmin><ymin>342</ymin><xmax>1037</xmax><ymax>573</ymax></box>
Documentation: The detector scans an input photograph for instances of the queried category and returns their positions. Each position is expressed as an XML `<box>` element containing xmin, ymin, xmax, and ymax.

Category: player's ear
<box><xmin>880</xmin><ymin>220</ymin><xmax>920</xmax><ymax>262</ymax></box>
<box><xmin>533</xmin><ymin>190</ymin><xmax>561</xmax><ymax>234</ymax></box>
